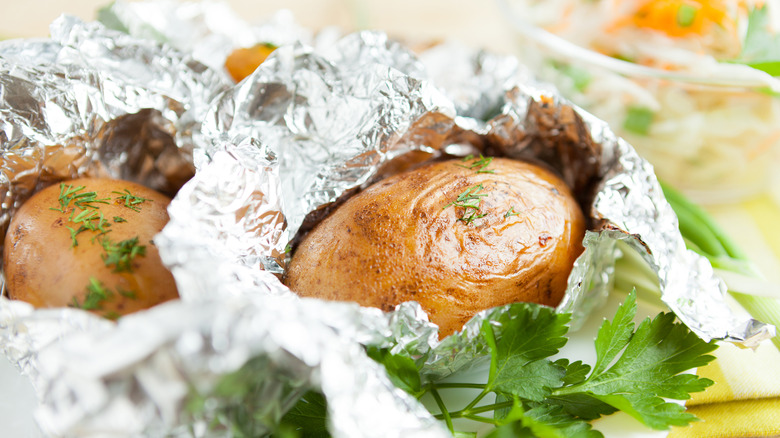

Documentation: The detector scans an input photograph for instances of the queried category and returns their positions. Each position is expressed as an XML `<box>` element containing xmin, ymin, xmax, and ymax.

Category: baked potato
<box><xmin>4</xmin><ymin>178</ymin><xmax>179</xmax><ymax>319</ymax></box>
<box><xmin>284</xmin><ymin>157</ymin><xmax>586</xmax><ymax>337</ymax></box>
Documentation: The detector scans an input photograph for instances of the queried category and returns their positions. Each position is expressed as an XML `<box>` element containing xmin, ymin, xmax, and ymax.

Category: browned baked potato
<box><xmin>284</xmin><ymin>157</ymin><xmax>586</xmax><ymax>337</ymax></box>
<box><xmin>4</xmin><ymin>178</ymin><xmax>179</xmax><ymax>319</ymax></box>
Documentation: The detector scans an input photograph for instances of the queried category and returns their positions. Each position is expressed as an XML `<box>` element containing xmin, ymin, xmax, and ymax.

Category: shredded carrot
<box><xmin>546</xmin><ymin>3</ymin><xmax>576</xmax><ymax>34</ymax></box>
<box><xmin>749</xmin><ymin>129</ymin><xmax>780</xmax><ymax>160</ymax></box>
<box><xmin>608</xmin><ymin>0</ymin><xmax>733</xmax><ymax>38</ymax></box>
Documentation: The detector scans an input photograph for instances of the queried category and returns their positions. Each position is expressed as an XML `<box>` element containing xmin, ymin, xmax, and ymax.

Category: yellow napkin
<box><xmin>670</xmin><ymin>192</ymin><xmax>780</xmax><ymax>438</ymax></box>
<box><xmin>669</xmin><ymin>342</ymin><xmax>780</xmax><ymax>438</ymax></box>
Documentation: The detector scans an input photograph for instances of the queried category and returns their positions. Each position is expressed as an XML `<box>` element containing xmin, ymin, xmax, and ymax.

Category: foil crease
<box><xmin>0</xmin><ymin>14</ymin><xmax>230</xmax><ymax>244</ymax></box>
<box><xmin>0</xmin><ymin>2</ymin><xmax>775</xmax><ymax>437</ymax></box>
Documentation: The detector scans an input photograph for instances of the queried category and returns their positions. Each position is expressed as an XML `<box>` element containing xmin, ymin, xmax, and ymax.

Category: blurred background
<box><xmin>0</xmin><ymin>0</ymin><xmax>516</xmax><ymax>53</ymax></box>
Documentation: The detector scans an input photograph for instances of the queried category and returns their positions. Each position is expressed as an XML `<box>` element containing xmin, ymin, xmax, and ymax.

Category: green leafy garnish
<box><xmin>443</xmin><ymin>183</ymin><xmax>489</xmax><ymax>225</ymax></box>
<box><xmin>732</xmin><ymin>6</ymin><xmax>780</xmax><ymax>76</ymax></box>
<box><xmin>505</xmin><ymin>207</ymin><xmax>521</xmax><ymax>218</ymax></box>
<box><xmin>66</xmin><ymin>225</ymin><xmax>86</xmax><ymax>248</ymax></box>
<box><xmin>365</xmin><ymin>291</ymin><xmax>716</xmax><ymax>437</ymax></box>
<box><xmin>113</xmin><ymin>216</ymin><xmax>127</xmax><ymax>223</ymax></box>
<box><xmin>457</xmin><ymin>155</ymin><xmax>496</xmax><ymax>174</ymax></box>
<box><xmin>623</xmin><ymin>106</ymin><xmax>655</xmax><ymax>135</ymax></box>
<box><xmin>113</xmin><ymin>189</ymin><xmax>152</xmax><ymax>212</ymax></box>
<box><xmin>50</xmin><ymin>183</ymin><xmax>110</xmax><ymax>212</ymax></box>
<box><xmin>68</xmin><ymin>277</ymin><xmax>138</xmax><ymax>313</ymax></box>
<box><xmin>278</xmin><ymin>391</ymin><xmax>330</xmax><ymax>437</ymax></box>
<box><xmin>550</xmin><ymin>293</ymin><xmax>716</xmax><ymax>429</ymax></box>
<box><xmin>100</xmin><ymin>236</ymin><xmax>147</xmax><ymax>272</ymax></box>
<box><xmin>70</xmin><ymin>277</ymin><xmax>113</xmax><ymax>311</ymax></box>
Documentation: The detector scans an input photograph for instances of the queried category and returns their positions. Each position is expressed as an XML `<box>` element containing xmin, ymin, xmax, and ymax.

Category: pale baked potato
<box><xmin>4</xmin><ymin>178</ymin><xmax>179</xmax><ymax>319</ymax></box>
<box><xmin>284</xmin><ymin>157</ymin><xmax>586</xmax><ymax>337</ymax></box>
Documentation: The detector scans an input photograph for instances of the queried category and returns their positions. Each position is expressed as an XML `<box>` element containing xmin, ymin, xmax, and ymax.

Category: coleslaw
<box><xmin>501</xmin><ymin>0</ymin><xmax>780</xmax><ymax>203</ymax></box>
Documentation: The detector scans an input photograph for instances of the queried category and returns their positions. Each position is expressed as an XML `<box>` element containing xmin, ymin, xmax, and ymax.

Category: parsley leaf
<box><xmin>278</xmin><ymin>391</ymin><xmax>330</xmax><ymax>437</ymax></box>
<box><xmin>484</xmin><ymin>306</ymin><xmax>570</xmax><ymax>401</ymax></box>
<box><xmin>488</xmin><ymin>400</ymin><xmax>600</xmax><ymax>438</ymax></box>
<box><xmin>366</xmin><ymin>347</ymin><xmax>425</xmax><ymax>398</ymax></box>
<box><xmin>552</xmin><ymin>294</ymin><xmax>717</xmax><ymax>429</ymax></box>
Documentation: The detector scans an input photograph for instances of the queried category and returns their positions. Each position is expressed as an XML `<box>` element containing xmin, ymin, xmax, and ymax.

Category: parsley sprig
<box><xmin>278</xmin><ymin>291</ymin><xmax>716</xmax><ymax>437</ymax></box>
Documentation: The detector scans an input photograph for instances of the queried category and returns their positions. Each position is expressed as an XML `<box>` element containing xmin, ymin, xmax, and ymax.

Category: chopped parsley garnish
<box><xmin>100</xmin><ymin>236</ymin><xmax>146</xmax><ymax>273</ymax></box>
<box><xmin>457</xmin><ymin>155</ymin><xmax>495</xmax><ymax>174</ymax></box>
<box><xmin>70</xmin><ymin>277</ymin><xmax>113</xmax><ymax>311</ymax></box>
<box><xmin>50</xmin><ymin>183</ymin><xmax>147</xmax><ymax>269</ymax></box>
<box><xmin>71</xmin><ymin>208</ymin><xmax>112</xmax><ymax>234</ymax></box>
<box><xmin>50</xmin><ymin>183</ymin><xmax>110</xmax><ymax>212</ymax></box>
<box><xmin>443</xmin><ymin>183</ymin><xmax>489</xmax><ymax>225</ymax></box>
<box><xmin>505</xmin><ymin>206</ymin><xmax>521</xmax><ymax>218</ymax></box>
<box><xmin>66</xmin><ymin>225</ymin><xmax>86</xmax><ymax>248</ymax></box>
<box><xmin>113</xmin><ymin>189</ymin><xmax>151</xmax><ymax>212</ymax></box>
<box><xmin>68</xmin><ymin>277</ymin><xmax>137</xmax><ymax>318</ymax></box>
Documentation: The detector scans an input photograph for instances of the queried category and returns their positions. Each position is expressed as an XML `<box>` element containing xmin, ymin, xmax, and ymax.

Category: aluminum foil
<box><xmin>0</xmin><ymin>13</ymin><xmax>230</xmax><ymax>245</ymax></box>
<box><xmin>0</xmin><ymin>1</ymin><xmax>776</xmax><ymax>437</ymax></box>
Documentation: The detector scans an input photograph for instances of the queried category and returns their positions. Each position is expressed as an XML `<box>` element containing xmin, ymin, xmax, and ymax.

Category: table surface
<box><xmin>1</xmin><ymin>1</ymin><xmax>779</xmax><ymax>438</ymax></box>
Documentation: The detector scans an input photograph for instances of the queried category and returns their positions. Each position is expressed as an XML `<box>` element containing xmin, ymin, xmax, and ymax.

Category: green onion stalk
<box><xmin>615</xmin><ymin>182</ymin><xmax>780</xmax><ymax>350</ymax></box>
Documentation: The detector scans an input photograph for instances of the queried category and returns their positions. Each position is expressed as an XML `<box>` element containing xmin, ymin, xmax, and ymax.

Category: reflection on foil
<box><xmin>0</xmin><ymin>2</ymin><xmax>774</xmax><ymax>437</ymax></box>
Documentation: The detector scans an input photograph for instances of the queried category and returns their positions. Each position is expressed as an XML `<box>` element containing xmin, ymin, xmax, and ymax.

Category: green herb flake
<box><xmin>676</xmin><ymin>4</ymin><xmax>697</xmax><ymax>28</ymax></box>
<box><xmin>70</xmin><ymin>277</ymin><xmax>113</xmax><ymax>311</ymax></box>
<box><xmin>443</xmin><ymin>183</ymin><xmax>489</xmax><ymax>225</ymax></box>
<box><xmin>113</xmin><ymin>216</ymin><xmax>127</xmax><ymax>223</ymax></box>
<box><xmin>505</xmin><ymin>207</ymin><xmax>521</xmax><ymax>218</ymax></box>
<box><xmin>100</xmin><ymin>236</ymin><xmax>147</xmax><ymax>272</ymax></box>
<box><xmin>623</xmin><ymin>106</ymin><xmax>655</xmax><ymax>135</ymax></box>
<box><xmin>117</xmin><ymin>287</ymin><xmax>137</xmax><ymax>300</ymax></box>
<box><xmin>113</xmin><ymin>189</ymin><xmax>151</xmax><ymax>212</ymax></box>
<box><xmin>66</xmin><ymin>225</ymin><xmax>87</xmax><ymax>248</ymax></box>
<box><xmin>53</xmin><ymin>183</ymin><xmax>85</xmax><ymax>212</ymax></box>
<box><xmin>71</xmin><ymin>191</ymin><xmax>110</xmax><ymax>210</ymax></box>
<box><xmin>457</xmin><ymin>155</ymin><xmax>496</xmax><ymax>174</ymax></box>
<box><xmin>103</xmin><ymin>311</ymin><xmax>122</xmax><ymax>321</ymax></box>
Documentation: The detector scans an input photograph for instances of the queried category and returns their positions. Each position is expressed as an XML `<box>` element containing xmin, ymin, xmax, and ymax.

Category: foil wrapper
<box><xmin>0</xmin><ymin>1</ymin><xmax>775</xmax><ymax>436</ymax></box>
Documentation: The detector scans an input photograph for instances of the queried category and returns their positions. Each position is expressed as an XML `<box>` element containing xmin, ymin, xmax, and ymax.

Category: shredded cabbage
<box><xmin>503</xmin><ymin>0</ymin><xmax>780</xmax><ymax>203</ymax></box>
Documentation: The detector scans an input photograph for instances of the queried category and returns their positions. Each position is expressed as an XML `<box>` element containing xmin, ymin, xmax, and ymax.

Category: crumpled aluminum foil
<box><xmin>0</xmin><ymin>1</ymin><xmax>775</xmax><ymax>437</ymax></box>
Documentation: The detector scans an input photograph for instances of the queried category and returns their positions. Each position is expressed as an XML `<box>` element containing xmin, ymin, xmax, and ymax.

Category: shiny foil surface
<box><xmin>0</xmin><ymin>1</ymin><xmax>775</xmax><ymax>436</ymax></box>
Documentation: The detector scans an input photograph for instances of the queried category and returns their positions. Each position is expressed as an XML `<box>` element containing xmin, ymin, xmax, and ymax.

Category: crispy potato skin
<box><xmin>284</xmin><ymin>158</ymin><xmax>586</xmax><ymax>337</ymax></box>
<box><xmin>4</xmin><ymin>178</ymin><xmax>179</xmax><ymax>318</ymax></box>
